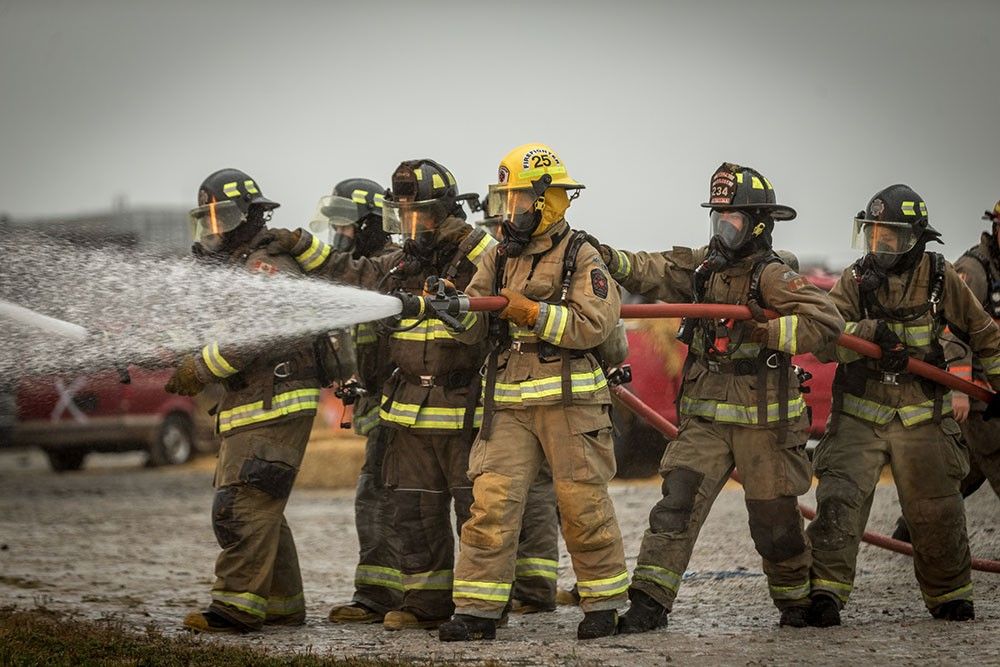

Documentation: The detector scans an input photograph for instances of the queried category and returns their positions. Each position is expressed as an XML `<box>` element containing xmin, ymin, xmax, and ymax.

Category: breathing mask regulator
<box><xmin>851</xmin><ymin>184</ymin><xmax>942</xmax><ymax>290</ymax></box>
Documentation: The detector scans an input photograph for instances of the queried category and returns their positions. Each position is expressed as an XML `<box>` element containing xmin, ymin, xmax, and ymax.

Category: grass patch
<box><xmin>0</xmin><ymin>606</ymin><xmax>486</xmax><ymax>666</ymax></box>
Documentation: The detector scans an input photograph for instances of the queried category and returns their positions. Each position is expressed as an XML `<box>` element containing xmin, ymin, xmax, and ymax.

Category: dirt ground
<box><xmin>1</xmin><ymin>446</ymin><xmax>999</xmax><ymax>667</ymax></box>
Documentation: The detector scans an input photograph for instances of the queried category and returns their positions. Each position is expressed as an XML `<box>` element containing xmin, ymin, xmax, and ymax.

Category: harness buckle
<box><xmin>273</xmin><ymin>361</ymin><xmax>292</xmax><ymax>379</ymax></box>
<box><xmin>419</xmin><ymin>374</ymin><xmax>436</xmax><ymax>387</ymax></box>
<box><xmin>707</xmin><ymin>360</ymin><xmax>721</xmax><ymax>373</ymax></box>
<box><xmin>511</xmin><ymin>340</ymin><xmax>525</xmax><ymax>353</ymax></box>
<box><xmin>765</xmin><ymin>353</ymin><xmax>780</xmax><ymax>369</ymax></box>
<box><xmin>880</xmin><ymin>372</ymin><xmax>900</xmax><ymax>386</ymax></box>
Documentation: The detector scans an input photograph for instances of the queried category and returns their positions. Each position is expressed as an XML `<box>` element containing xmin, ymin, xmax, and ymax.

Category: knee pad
<box><xmin>238</xmin><ymin>456</ymin><xmax>297</xmax><ymax>499</ymax></box>
<box><xmin>807</xmin><ymin>498</ymin><xmax>857</xmax><ymax>552</ymax></box>
<box><xmin>648</xmin><ymin>467</ymin><xmax>703</xmax><ymax>534</ymax></box>
<box><xmin>746</xmin><ymin>496</ymin><xmax>807</xmax><ymax>563</ymax></box>
<box><xmin>212</xmin><ymin>486</ymin><xmax>242</xmax><ymax>549</ymax></box>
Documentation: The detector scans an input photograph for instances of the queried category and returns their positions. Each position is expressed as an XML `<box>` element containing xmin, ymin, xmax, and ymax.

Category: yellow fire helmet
<box><xmin>487</xmin><ymin>143</ymin><xmax>584</xmax><ymax>239</ymax></box>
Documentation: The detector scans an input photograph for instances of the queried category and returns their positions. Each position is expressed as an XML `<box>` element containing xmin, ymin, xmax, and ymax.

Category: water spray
<box><xmin>0</xmin><ymin>298</ymin><xmax>90</xmax><ymax>341</ymax></box>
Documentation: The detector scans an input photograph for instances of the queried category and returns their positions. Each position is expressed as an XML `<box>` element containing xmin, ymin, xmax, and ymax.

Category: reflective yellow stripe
<box><xmin>351</xmin><ymin>189</ymin><xmax>368</xmax><ymax>204</ymax></box>
<box><xmin>769</xmin><ymin>581</ymin><xmax>810</xmax><ymax>601</ymax></box>
<box><xmin>887</xmin><ymin>322</ymin><xmax>935</xmax><ymax>347</ymax></box>
<box><xmin>835</xmin><ymin>322</ymin><xmax>864</xmax><ymax>363</ymax></box>
<box><xmin>680</xmin><ymin>395</ymin><xmax>807</xmax><ymax>425</ymax></box>
<box><xmin>403</xmin><ymin>569</ymin><xmax>453</xmax><ymax>591</ymax></box>
<box><xmin>266</xmin><ymin>592</ymin><xmax>304</xmax><ymax>615</ymax></box>
<box><xmin>611</xmin><ymin>249</ymin><xmax>631</xmax><ymax>280</ymax></box>
<box><xmin>840</xmin><ymin>393</ymin><xmax>952</xmax><ymax>427</ymax></box>
<box><xmin>431</xmin><ymin>173</ymin><xmax>445</xmax><ymax>189</ymax></box>
<box><xmin>392</xmin><ymin>319</ymin><xmax>461</xmax><ymax>342</ymax></box>
<box><xmin>922</xmin><ymin>583</ymin><xmax>973</xmax><ymax>606</ymax></box>
<box><xmin>515</xmin><ymin>558</ymin><xmax>559</xmax><ymax>580</ymax></box>
<box><xmin>379</xmin><ymin>400</ymin><xmax>482</xmax><ymax>430</ymax></box>
<box><xmin>243</xmin><ymin>180</ymin><xmax>259</xmax><ymax>194</ymax></box>
<box><xmin>577</xmin><ymin>570</ymin><xmax>629</xmax><ymax>598</ymax></box>
<box><xmin>633</xmin><ymin>564</ymin><xmax>682</xmax><ymax>594</ymax></box>
<box><xmin>353</xmin><ymin>403</ymin><xmax>381</xmax><ymax>436</ymax></box>
<box><xmin>201</xmin><ymin>342</ymin><xmax>239</xmax><ymax>378</ymax></box>
<box><xmin>218</xmin><ymin>389</ymin><xmax>320</xmax><ymax>432</ymax></box>
<box><xmin>222</xmin><ymin>181</ymin><xmax>240</xmax><ymax>198</ymax></box>
<box><xmin>352</xmin><ymin>322</ymin><xmax>379</xmax><ymax>346</ymax></box>
<box><xmin>810</xmin><ymin>578</ymin><xmax>852</xmax><ymax>603</ymax></box>
<box><xmin>535</xmin><ymin>302</ymin><xmax>568</xmax><ymax>345</ymax></box>
<box><xmin>212</xmin><ymin>590</ymin><xmax>267</xmax><ymax>618</ymax></box>
<box><xmin>373</xmin><ymin>193</ymin><xmax>384</xmax><ymax>208</ymax></box>
<box><xmin>466</xmin><ymin>232</ymin><xmax>496</xmax><ymax>265</ymax></box>
<box><xmin>492</xmin><ymin>368</ymin><xmax>607</xmax><ymax>404</ymax></box>
<box><xmin>516</xmin><ymin>164</ymin><xmax>568</xmax><ymax>181</ymax></box>
<box><xmin>980</xmin><ymin>354</ymin><xmax>1000</xmax><ymax>375</ymax></box>
<box><xmin>355</xmin><ymin>564</ymin><xmax>404</xmax><ymax>592</ymax></box>
<box><xmin>901</xmin><ymin>201</ymin><xmax>916</xmax><ymax>216</ymax></box>
<box><xmin>751</xmin><ymin>176</ymin><xmax>764</xmax><ymax>190</ymax></box>
<box><xmin>453</xmin><ymin>579</ymin><xmax>511</xmax><ymax>602</ymax></box>
<box><xmin>295</xmin><ymin>233</ymin><xmax>332</xmax><ymax>272</ymax></box>
<box><xmin>778</xmin><ymin>315</ymin><xmax>799</xmax><ymax>355</ymax></box>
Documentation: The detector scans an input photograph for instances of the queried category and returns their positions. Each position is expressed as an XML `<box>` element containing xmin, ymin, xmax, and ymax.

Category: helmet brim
<box><xmin>249</xmin><ymin>195</ymin><xmax>280</xmax><ymax>211</ymax></box>
<box><xmin>701</xmin><ymin>202</ymin><xmax>796</xmax><ymax>222</ymax></box>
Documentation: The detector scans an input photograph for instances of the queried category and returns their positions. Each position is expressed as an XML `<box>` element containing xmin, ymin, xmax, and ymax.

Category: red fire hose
<box><xmin>610</xmin><ymin>383</ymin><xmax>1000</xmax><ymax>574</ymax></box>
<box><xmin>466</xmin><ymin>298</ymin><xmax>996</xmax><ymax>405</ymax></box>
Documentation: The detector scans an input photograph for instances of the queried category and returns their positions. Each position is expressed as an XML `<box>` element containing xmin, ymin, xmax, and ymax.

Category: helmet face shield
<box><xmin>189</xmin><ymin>200</ymin><xmax>244</xmax><ymax>251</ymax></box>
<box><xmin>382</xmin><ymin>198</ymin><xmax>445</xmax><ymax>241</ymax></box>
<box><xmin>852</xmin><ymin>218</ymin><xmax>919</xmax><ymax>263</ymax></box>
<box><xmin>486</xmin><ymin>185</ymin><xmax>540</xmax><ymax>233</ymax></box>
<box><xmin>710</xmin><ymin>209</ymin><xmax>757</xmax><ymax>251</ymax></box>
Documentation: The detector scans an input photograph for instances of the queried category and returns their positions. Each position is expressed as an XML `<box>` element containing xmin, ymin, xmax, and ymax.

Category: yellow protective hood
<box><xmin>533</xmin><ymin>187</ymin><xmax>570</xmax><ymax>237</ymax></box>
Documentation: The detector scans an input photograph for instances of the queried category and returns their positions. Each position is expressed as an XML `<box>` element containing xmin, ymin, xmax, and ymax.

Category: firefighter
<box><xmin>259</xmin><ymin>159</ymin><xmax>493</xmax><ymax>630</ymax></box>
<box><xmin>598</xmin><ymin>163</ymin><xmax>844</xmax><ymax>631</ymax></box>
<box><xmin>891</xmin><ymin>199</ymin><xmax>1000</xmax><ymax>543</ymax></box>
<box><xmin>807</xmin><ymin>185</ymin><xmax>1000</xmax><ymax>626</ymax></box>
<box><xmin>169</xmin><ymin>168</ymin><xmax>329</xmax><ymax>633</ymax></box>
<box><xmin>309</xmin><ymin>179</ymin><xmax>407</xmax><ymax>624</ymax></box>
<box><xmin>437</xmin><ymin>143</ymin><xmax>629</xmax><ymax>642</ymax></box>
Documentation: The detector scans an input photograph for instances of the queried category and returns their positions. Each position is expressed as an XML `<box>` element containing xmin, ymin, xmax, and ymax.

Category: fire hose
<box><xmin>452</xmin><ymin>295</ymin><xmax>1000</xmax><ymax>572</ymax></box>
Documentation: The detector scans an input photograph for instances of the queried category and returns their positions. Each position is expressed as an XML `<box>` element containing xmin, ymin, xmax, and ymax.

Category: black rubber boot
<box><xmin>577</xmin><ymin>610</ymin><xmax>618</xmax><ymax>639</ymax></box>
<box><xmin>438</xmin><ymin>614</ymin><xmax>497</xmax><ymax>641</ymax></box>
<box><xmin>931</xmin><ymin>600</ymin><xmax>975</xmax><ymax>622</ymax></box>
<box><xmin>807</xmin><ymin>594</ymin><xmax>841</xmax><ymax>628</ymax></box>
<box><xmin>779</xmin><ymin>606</ymin><xmax>809</xmax><ymax>628</ymax></box>
<box><xmin>617</xmin><ymin>589</ymin><xmax>669</xmax><ymax>634</ymax></box>
<box><xmin>891</xmin><ymin>516</ymin><xmax>912</xmax><ymax>543</ymax></box>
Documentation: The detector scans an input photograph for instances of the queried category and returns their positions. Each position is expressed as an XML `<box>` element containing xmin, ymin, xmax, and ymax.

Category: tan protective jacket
<box><xmin>289</xmin><ymin>217</ymin><xmax>495</xmax><ymax>434</ymax></box>
<box><xmin>822</xmin><ymin>252</ymin><xmax>1000</xmax><ymax>426</ymax></box>
<box><xmin>192</xmin><ymin>229</ymin><xmax>322</xmax><ymax>436</ymax></box>
<box><xmin>454</xmin><ymin>220</ymin><xmax>618</xmax><ymax>411</ymax></box>
<box><xmin>609</xmin><ymin>245</ymin><xmax>843</xmax><ymax>427</ymax></box>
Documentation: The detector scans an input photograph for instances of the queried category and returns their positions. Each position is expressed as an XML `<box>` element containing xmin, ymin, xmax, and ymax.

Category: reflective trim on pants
<box><xmin>632</xmin><ymin>564</ymin><xmax>682</xmax><ymax>595</ymax></box>
<box><xmin>515</xmin><ymin>557</ymin><xmax>559</xmax><ymax>581</ymax></box>
<box><xmin>577</xmin><ymin>570</ymin><xmax>630</xmax><ymax>598</ymax></box>
<box><xmin>453</xmin><ymin>579</ymin><xmax>512</xmax><ymax>603</ymax></box>
<box><xmin>923</xmin><ymin>582</ymin><xmax>973</xmax><ymax>607</ymax></box>
<box><xmin>356</xmin><ymin>564</ymin><xmax>405</xmax><ymax>592</ymax></box>
<box><xmin>266</xmin><ymin>592</ymin><xmax>305</xmax><ymax>616</ymax></box>
<box><xmin>810</xmin><ymin>578</ymin><xmax>852</xmax><ymax>603</ymax></box>
<box><xmin>403</xmin><ymin>569</ymin><xmax>453</xmax><ymax>591</ymax></box>
<box><xmin>769</xmin><ymin>580</ymin><xmax>810</xmax><ymax>601</ymax></box>
<box><xmin>212</xmin><ymin>589</ymin><xmax>268</xmax><ymax>619</ymax></box>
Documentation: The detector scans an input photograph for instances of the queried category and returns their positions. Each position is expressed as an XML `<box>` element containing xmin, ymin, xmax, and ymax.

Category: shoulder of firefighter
<box><xmin>825</xmin><ymin>253</ymin><xmax>1000</xmax><ymax>428</ymax></box>
<box><xmin>288</xmin><ymin>227</ymin><xmax>403</xmax><ymax>291</ymax></box>
<box><xmin>604</xmin><ymin>245</ymin><xmax>708</xmax><ymax>303</ymax></box>
<box><xmin>191</xmin><ymin>242</ymin><xmax>322</xmax><ymax>436</ymax></box>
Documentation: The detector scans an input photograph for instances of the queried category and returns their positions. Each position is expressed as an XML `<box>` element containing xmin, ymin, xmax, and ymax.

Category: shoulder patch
<box><xmin>787</xmin><ymin>276</ymin><xmax>810</xmax><ymax>292</ymax></box>
<box><xmin>591</xmin><ymin>268</ymin><xmax>609</xmax><ymax>299</ymax></box>
<box><xmin>250</xmin><ymin>259</ymin><xmax>279</xmax><ymax>276</ymax></box>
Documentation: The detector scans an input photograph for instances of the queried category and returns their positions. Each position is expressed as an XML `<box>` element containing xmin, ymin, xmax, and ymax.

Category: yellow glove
<box><xmin>165</xmin><ymin>356</ymin><xmax>205</xmax><ymax>396</ymax></box>
<box><xmin>499</xmin><ymin>288</ymin><xmax>540</xmax><ymax>327</ymax></box>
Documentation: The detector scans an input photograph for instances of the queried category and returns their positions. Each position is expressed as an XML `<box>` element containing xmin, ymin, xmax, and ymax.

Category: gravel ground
<box><xmin>1</xmin><ymin>448</ymin><xmax>999</xmax><ymax>666</ymax></box>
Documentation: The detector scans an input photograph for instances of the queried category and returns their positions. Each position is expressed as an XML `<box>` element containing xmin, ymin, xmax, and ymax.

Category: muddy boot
<box><xmin>555</xmin><ymin>586</ymin><xmax>581</xmax><ymax>606</ymax></box>
<box><xmin>577</xmin><ymin>610</ymin><xmax>618</xmax><ymax>639</ymax></box>
<box><xmin>778</xmin><ymin>606</ymin><xmax>809</xmax><ymax>628</ymax></box>
<box><xmin>182</xmin><ymin>609</ymin><xmax>247</xmax><ymax>634</ymax></box>
<box><xmin>383</xmin><ymin>610</ymin><xmax>447</xmax><ymax>631</ymax></box>
<box><xmin>931</xmin><ymin>600</ymin><xmax>975</xmax><ymax>622</ymax></box>
<box><xmin>328</xmin><ymin>602</ymin><xmax>383</xmax><ymax>624</ymax></box>
<box><xmin>439</xmin><ymin>614</ymin><xmax>497</xmax><ymax>641</ymax></box>
<box><xmin>807</xmin><ymin>594</ymin><xmax>841</xmax><ymax>628</ymax></box>
<box><xmin>890</xmin><ymin>516</ymin><xmax>912</xmax><ymax>543</ymax></box>
<box><xmin>617</xmin><ymin>589</ymin><xmax>669</xmax><ymax>634</ymax></box>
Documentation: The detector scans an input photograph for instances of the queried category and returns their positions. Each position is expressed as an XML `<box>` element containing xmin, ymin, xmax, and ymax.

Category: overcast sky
<box><xmin>1</xmin><ymin>0</ymin><xmax>998</xmax><ymax>264</ymax></box>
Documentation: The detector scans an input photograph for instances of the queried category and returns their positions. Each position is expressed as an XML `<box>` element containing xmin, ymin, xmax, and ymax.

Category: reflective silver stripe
<box><xmin>492</xmin><ymin>369</ymin><xmax>607</xmax><ymax>404</ymax></box>
<box><xmin>633</xmin><ymin>565</ymin><xmax>682</xmax><ymax>594</ymax></box>
<box><xmin>379</xmin><ymin>399</ymin><xmax>482</xmax><ymax>430</ymax></box>
<box><xmin>980</xmin><ymin>354</ymin><xmax>1000</xmax><ymax>375</ymax></box>
<box><xmin>778</xmin><ymin>315</ymin><xmax>798</xmax><ymax>355</ymax></box>
<box><xmin>212</xmin><ymin>590</ymin><xmax>267</xmax><ymax>618</ymax></box>
<box><xmin>356</xmin><ymin>565</ymin><xmax>404</xmax><ymax>592</ymax></box>
<box><xmin>295</xmin><ymin>234</ymin><xmax>331</xmax><ymax>272</ymax></box>
<box><xmin>840</xmin><ymin>393</ymin><xmax>953</xmax><ymax>427</ymax></box>
<box><xmin>353</xmin><ymin>404</ymin><xmax>381</xmax><ymax>436</ymax></box>
<box><xmin>266</xmin><ymin>592</ymin><xmax>305</xmax><ymax>615</ymax></box>
<box><xmin>769</xmin><ymin>580</ymin><xmax>810</xmax><ymax>601</ymax></box>
<box><xmin>392</xmin><ymin>318</ymin><xmax>461</xmax><ymax>342</ymax></box>
<box><xmin>403</xmin><ymin>569</ymin><xmax>453</xmax><ymax>591</ymax></box>
<box><xmin>887</xmin><ymin>322</ymin><xmax>935</xmax><ymax>347</ymax></box>
<box><xmin>515</xmin><ymin>558</ymin><xmax>559</xmax><ymax>580</ymax></box>
<box><xmin>217</xmin><ymin>389</ymin><xmax>320</xmax><ymax>432</ymax></box>
<box><xmin>922</xmin><ymin>582</ymin><xmax>973</xmax><ymax>606</ymax></box>
<box><xmin>577</xmin><ymin>570</ymin><xmax>629</xmax><ymax>598</ymax></box>
<box><xmin>453</xmin><ymin>579</ymin><xmax>511</xmax><ymax>602</ymax></box>
<box><xmin>810</xmin><ymin>578</ymin><xmax>852</xmax><ymax>603</ymax></box>
<box><xmin>680</xmin><ymin>395</ymin><xmax>807</xmax><ymax>425</ymax></box>
<box><xmin>535</xmin><ymin>302</ymin><xmax>569</xmax><ymax>345</ymax></box>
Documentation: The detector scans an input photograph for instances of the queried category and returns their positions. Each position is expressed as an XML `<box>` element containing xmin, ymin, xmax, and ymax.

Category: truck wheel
<box><xmin>44</xmin><ymin>448</ymin><xmax>87</xmax><ymax>473</ymax></box>
<box><xmin>147</xmin><ymin>413</ymin><xmax>194</xmax><ymax>467</ymax></box>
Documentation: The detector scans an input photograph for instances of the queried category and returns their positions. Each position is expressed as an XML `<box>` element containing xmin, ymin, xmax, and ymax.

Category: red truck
<box><xmin>9</xmin><ymin>366</ymin><xmax>216</xmax><ymax>472</ymax></box>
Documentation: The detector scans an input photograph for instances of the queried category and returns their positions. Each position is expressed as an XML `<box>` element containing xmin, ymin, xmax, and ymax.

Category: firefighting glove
<box><xmin>499</xmin><ymin>288</ymin><xmax>540</xmax><ymax>327</ymax></box>
<box><xmin>165</xmin><ymin>355</ymin><xmax>205</xmax><ymax>396</ymax></box>
<box><xmin>257</xmin><ymin>228</ymin><xmax>302</xmax><ymax>256</ymax></box>
<box><xmin>873</xmin><ymin>321</ymin><xmax>909</xmax><ymax>373</ymax></box>
<box><xmin>424</xmin><ymin>276</ymin><xmax>458</xmax><ymax>298</ymax></box>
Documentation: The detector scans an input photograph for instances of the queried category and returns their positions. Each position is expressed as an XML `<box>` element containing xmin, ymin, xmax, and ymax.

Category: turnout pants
<box><xmin>512</xmin><ymin>464</ymin><xmax>560</xmax><ymax>609</ymax></box>
<box><xmin>631</xmin><ymin>416</ymin><xmax>813</xmax><ymax>611</ymax></box>
<box><xmin>808</xmin><ymin>414</ymin><xmax>972</xmax><ymax>610</ymax></box>
<box><xmin>382</xmin><ymin>427</ymin><xmax>474</xmax><ymax>621</ymax></box>
<box><xmin>959</xmin><ymin>410</ymin><xmax>1000</xmax><ymax>501</ymax></box>
<box><xmin>453</xmin><ymin>404</ymin><xmax>628</xmax><ymax>619</ymax></box>
<box><xmin>209</xmin><ymin>416</ymin><xmax>313</xmax><ymax>629</ymax></box>
<box><xmin>351</xmin><ymin>425</ymin><xmax>403</xmax><ymax>614</ymax></box>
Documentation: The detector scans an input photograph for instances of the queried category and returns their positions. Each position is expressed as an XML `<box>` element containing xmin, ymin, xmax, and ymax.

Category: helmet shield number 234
<box><xmin>188</xmin><ymin>200</ymin><xmax>244</xmax><ymax>250</ymax></box>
